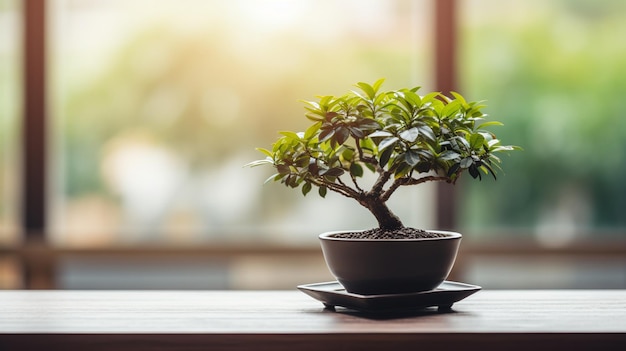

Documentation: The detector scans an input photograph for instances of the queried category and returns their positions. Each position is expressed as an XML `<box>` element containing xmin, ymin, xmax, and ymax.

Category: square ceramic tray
<box><xmin>298</xmin><ymin>280</ymin><xmax>480</xmax><ymax>312</ymax></box>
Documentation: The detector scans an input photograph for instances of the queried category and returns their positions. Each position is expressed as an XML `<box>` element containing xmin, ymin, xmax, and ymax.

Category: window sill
<box><xmin>0</xmin><ymin>290</ymin><xmax>624</xmax><ymax>350</ymax></box>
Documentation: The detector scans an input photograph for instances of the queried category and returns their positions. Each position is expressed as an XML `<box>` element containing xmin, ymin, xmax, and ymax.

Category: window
<box><xmin>458</xmin><ymin>0</ymin><xmax>626</xmax><ymax>288</ymax></box>
<box><xmin>1</xmin><ymin>0</ymin><xmax>438</xmax><ymax>289</ymax></box>
<box><xmin>3</xmin><ymin>0</ymin><xmax>625</xmax><ymax>290</ymax></box>
<box><xmin>49</xmin><ymin>0</ymin><xmax>436</xmax><ymax>247</ymax></box>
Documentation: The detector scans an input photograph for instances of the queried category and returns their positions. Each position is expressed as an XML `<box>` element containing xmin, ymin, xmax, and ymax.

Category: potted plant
<box><xmin>247</xmin><ymin>79</ymin><xmax>518</xmax><ymax>295</ymax></box>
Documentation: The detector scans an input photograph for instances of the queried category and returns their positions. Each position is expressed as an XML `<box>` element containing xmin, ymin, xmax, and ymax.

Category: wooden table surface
<box><xmin>0</xmin><ymin>289</ymin><xmax>625</xmax><ymax>350</ymax></box>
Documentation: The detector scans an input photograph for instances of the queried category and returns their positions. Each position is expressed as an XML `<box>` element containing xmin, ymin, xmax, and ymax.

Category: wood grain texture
<box><xmin>0</xmin><ymin>290</ymin><xmax>625</xmax><ymax>350</ymax></box>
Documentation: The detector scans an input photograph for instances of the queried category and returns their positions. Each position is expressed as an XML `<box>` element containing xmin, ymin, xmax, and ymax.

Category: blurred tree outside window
<box><xmin>459</xmin><ymin>0</ymin><xmax>626</xmax><ymax>246</ymax></box>
<box><xmin>0</xmin><ymin>0</ymin><xmax>20</xmax><ymax>246</ymax></box>
<box><xmin>49</xmin><ymin>0</ymin><xmax>436</xmax><ymax>247</ymax></box>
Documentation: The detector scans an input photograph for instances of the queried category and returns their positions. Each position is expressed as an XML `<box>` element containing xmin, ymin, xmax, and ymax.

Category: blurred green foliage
<box><xmin>55</xmin><ymin>1</ymin><xmax>426</xmax><ymax>238</ymax></box>
<box><xmin>460</xmin><ymin>0</ymin><xmax>626</xmax><ymax>236</ymax></box>
<box><xmin>63</xmin><ymin>26</ymin><xmax>419</xmax><ymax>195</ymax></box>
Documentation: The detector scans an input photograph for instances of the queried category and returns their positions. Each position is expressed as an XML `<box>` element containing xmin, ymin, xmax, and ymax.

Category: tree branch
<box><xmin>309</xmin><ymin>176</ymin><xmax>361</xmax><ymax>199</ymax></box>
<box><xmin>355</xmin><ymin>141</ymin><xmax>382</xmax><ymax>174</ymax></box>
<box><xmin>369</xmin><ymin>170</ymin><xmax>392</xmax><ymax>196</ymax></box>
<box><xmin>381</xmin><ymin>175</ymin><xmax>451</xmax><ymax>202</ymax></box>
<box><xmin>348</xmin><ymin>173</ymin><xmax>364</xmax><ymax>193</ymax></box>
<box><xmin>336</xmin><ymin>176</ymin><xmax>351</xmax><ymax>190</ymax></box>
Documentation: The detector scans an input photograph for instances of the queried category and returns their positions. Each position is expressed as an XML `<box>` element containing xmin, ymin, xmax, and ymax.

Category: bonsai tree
<box><xmin>247</xmin><ymin>79</ymin><xmax>519</xmax><ymax>234</ymax></box>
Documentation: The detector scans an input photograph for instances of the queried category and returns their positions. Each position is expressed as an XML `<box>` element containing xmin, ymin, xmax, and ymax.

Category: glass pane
<box><xmin>50</xmin><ymin>0</ymin><xmax>435</xmax><ymax>246</ymax></box>
<box><xmin>459</xmin><ymin>0</ymin><xmax>626</xmax><ymax>246</ymax></box>
<box><xmin>0</xmin><ymin>0</ymin><xmax>20</xmax><ymax>246</ymax></box>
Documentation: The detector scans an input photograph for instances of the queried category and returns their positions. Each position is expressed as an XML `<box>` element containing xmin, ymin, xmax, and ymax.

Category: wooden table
<box><xmin>0</xmin><ymin>290</ymin><xmax>624</xmax><ymax>350</ymax></box>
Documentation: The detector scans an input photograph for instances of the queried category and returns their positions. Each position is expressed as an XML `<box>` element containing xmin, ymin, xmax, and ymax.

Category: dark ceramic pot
<box><xmin>319</xmin><ymin>230</ymin><xmax>461</xmax><ymax>295</ymax></box>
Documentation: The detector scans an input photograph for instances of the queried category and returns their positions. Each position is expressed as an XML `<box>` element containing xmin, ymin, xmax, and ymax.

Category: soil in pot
<box><xmin>329</xmin><ymin>227</ymin><xmax>447</xmax><ymax>240</ymax></box>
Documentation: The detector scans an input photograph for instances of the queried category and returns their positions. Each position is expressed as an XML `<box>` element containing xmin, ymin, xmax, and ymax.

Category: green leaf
<box><xmin>404</xmin><ymin>150</ymin><xmax>420</xmax><ymax>166</ymax></box>
<box><xmin>318</xmin><ymin>186</ymin><xmax>327</xmax><ymax>198</ymax></box>
<box><xmin>264</xmin><ymin>173</ymin><xmax>280</xmax><ymax>184</ymax></box>
<box><xmin>469</xmin><ymin>133</ymin><xmax>485</xmax><ymax>150</ymax></box>
<box><xmin>300</xmin><ymin>100</ymin><xmax>320</xmax><ymax>109</ymax></box>
<box><xmin>285</xmin><ymin>175</ymin><xmax>295</xmax><ymax>187</ymax></box>
<box><xmin>348</xmin><ymin>127</ymin><xmax>364</xmax><ymax>139</ymax></box>
<box><xmin>399</xmin><ymin>127</ymin><xmax>419</xmax><ymax>143</ymax></box>
<box><xmin>395</xmin><ymin>94</ymin><xmax>415</xmax><ymax>117</ymax></box>
<box><xmin>350</xmin><ymin>163</ymin><xmax>364</xmax><ymax>177</ymax></box>
<box><xmin>378</xmin><ymin>137</ymin><xmax>399</xmax><ymax>152</ymax></box>
<box><xmin>379</xmin><ymin>147</ymin><xmax>393</xmax><ymax>168</ymax></box>
<box><xmin>277</xmin><ymin>164</ymin><xmax>291</xmax><ymax>174</ymax></box>
<box><xmin>460</xmin><ymin>157</ymin><xmax>473</xmax><ymax>169</ymax></box>
<box><xmin>279</xmin><ymin>131</ymin><xmax>301</xmax><ymax>141</ymax></box>
<box><xmin>492</xmin><ymin>145</ymin><xmax>518</xmax><ymax>152</ymax></box>
<box><xmin>341</xmin><ymin>147</ymin><xmax>355</xmax><ymax>162</ymax></box>
<box><xmin>324</xmin><ymin>167</ymin><xmax>345</xmax><ymax>177</ymax></box>
<box><xmin>301</xmin><ymin>182</ymin><xmax>312</xmax><ymax>196</ymax></box>
<box><xmin>308</xmin><ymin>161</ymin><xmax>320</xmax><ymax>176</ymax></box>
<box><xmin>450</xmin><ymin>91</ymin><xmax>468</xmax><ymax>108</ymax></box>
<box><xmin>487</xmin><ymin>139</ymin><xmax>501</xmax><ymax>148</ymax></box>
<box><xmin>488</xmin><ymin>154</ymin><xmax>502</xmax><ymax>164</ymax></box>
<box><xmin>453</xmin><ymin>136</ymin><xmax>470</xmax><ymax>149</ymax></box>
<box><xmin>480</xmin><ymin>162</ymin><xmax>498</xmax><ymax>180</ymax></box>
<box><xmin>318</xmin><ymin>128</ymin><xmax>335</xmax><ymax>143</ymax></box>
<box><xmin>404</xmin><ymin>90</ymin><xmax>422</xmax><ymax>106</ymax></box>
<box><xmin>325</xmin><ymin>111</ymin><xmax>339</xmax><ymax>122</ymax></box>
<box><xmin>416</xmin><ymin>148</ymin><xmax>434</xmax><ymax>161</ymax></box>
<box><xmin>374</xmin><ymin>92</ymin><xmax>388</xmax><ymax>107</ymax></box>
<box><xmin>421</xmin><ymin>91</ymin><xmax>441</xmax><ymax>104</ymax></box>
<box><xmin>394</xmin><ymin>162</ymin><xmax>411</xmax><ymax>179</ymax></box>
<box><xmin>356</xmin><ymin>82</ymin><xmax>376</xmax><ymax>99</ymax></box>
<box><xmin>447</xmin><ymin>163</ymin><xmax>460</xmax><ymax>177</ymax></box>
<box><xmin>333</xmin><ymin>127</ymin><xmax>350</xmax><ymax>145</ymax></box>
<box><xmin>368</xmin><ymin>130</ymin><xmax>394</xmax><ymax>138</ymax></box>
<box><xmin>350</xmin><ymin>89</ymin><xmax>366</xmax><ymax>101</ymax></box>
<box><xmin>440</xmin><ymin>100</ymin><xmax>460</xmax><ymax>118</ymax></box>
<box><xmin>244</xmin><ymin>158</ymin><xmax>272</xmax><ymax>168</ymax></box>
<box><xmin>476</xmin><ymin>121</ymin><xmax>504</xmax><ymax>130</ymax></box>
<box><xmin>256</xmin><ymin>148</ymin><xmax>273</xmax><ymax>158</ymax></box>
<box><xmin>417</xmin><ymin>126</ymin><xmax>436</xmax><ymax>142</ymax></box>
<box><xmin>304</xmin><ymin>122</ymin><xmax>322</xmax><ymax>140</ymax></box>
<box><xmin>479</xmin><ymin>131</ymin><xmax>494</xmax><ymax>142</ymax></box>
<box><xmin>318</xmin><ymin>95</ymin><xmax>334</xmax><ymax>110</ymax></box>
<box><xmin>357</xmin><ymin>118</ymin><xmax>381</xmax><ymax>130</ymax></box>
<box><xmin>415</xmin><ymin>161</ymin><xmax>431</xmax><ymax>173</ymax></box>
<box><xmin>438</xmin><ymin>150</ymin><xmax>460</xmax><ymax>161</ymax></box>
<box><xmin>301</xmin><ymin>101</ymin><xmax>323</xmax><ymax>119</ymax></box>
<box><xmin>360</xmin><ymin>138</ymin><xmax>375</xmax><ymax>153</ymax></box>
<box><xmin>294</xmin><ymin>155</ymin><xmax>310</xmax><ymax>167</ymax></box>
<box><xmin>372</xmin><ymin>78</ymin><xmax>385</xmax><ymax>93</ymax></box>
<box><xmin>305</xmin><ymin>113</ymin><xmax>324</xmax><ymax>122</ymax></box>
<box><xmin>469</xmin><ymin>164</ymin><xmax>481</xmax><ymax>180</ymax></box>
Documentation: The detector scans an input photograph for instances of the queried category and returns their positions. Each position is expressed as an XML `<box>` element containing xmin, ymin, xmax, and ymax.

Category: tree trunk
<box><xmin>363</xmin><ymin>198</ymin><xmax>404</xmax><ymax>230</ymax></box>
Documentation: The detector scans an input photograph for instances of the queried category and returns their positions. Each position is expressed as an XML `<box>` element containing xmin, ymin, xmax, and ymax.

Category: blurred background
<box><xmin>1</xmin><ymin>0</ymin><xmax>625</xmax><ymax>290</ymax></box>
